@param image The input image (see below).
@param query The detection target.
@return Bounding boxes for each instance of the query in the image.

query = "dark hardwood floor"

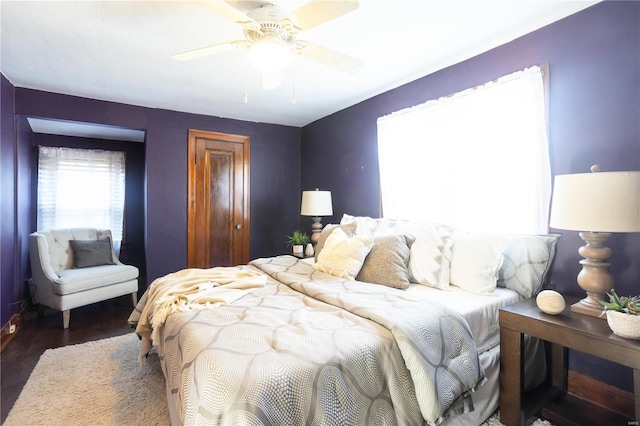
[0,296,136,423]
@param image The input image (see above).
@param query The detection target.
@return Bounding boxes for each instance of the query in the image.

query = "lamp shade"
[550,170,640,233]
[301,190,333,216]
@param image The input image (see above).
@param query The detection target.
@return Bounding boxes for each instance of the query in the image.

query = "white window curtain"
[37,146,126,246]
[377,65,551,234]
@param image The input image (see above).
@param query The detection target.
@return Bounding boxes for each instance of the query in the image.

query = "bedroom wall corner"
[1,74,18,328]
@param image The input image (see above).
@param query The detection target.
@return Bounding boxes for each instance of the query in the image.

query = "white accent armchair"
[29,228,139,329]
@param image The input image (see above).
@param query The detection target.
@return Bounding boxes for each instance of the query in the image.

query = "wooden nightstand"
[499,297,640,426]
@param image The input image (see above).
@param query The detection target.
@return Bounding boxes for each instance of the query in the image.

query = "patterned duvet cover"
[131,256,485,425]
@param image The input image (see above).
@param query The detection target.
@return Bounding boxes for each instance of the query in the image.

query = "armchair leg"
[131,292,138,306]
[62,310,70,329]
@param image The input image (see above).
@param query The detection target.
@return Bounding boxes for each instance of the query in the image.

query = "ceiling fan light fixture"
[248,35,292,71]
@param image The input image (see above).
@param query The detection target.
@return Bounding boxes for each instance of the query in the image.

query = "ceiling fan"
[173,0,363,89]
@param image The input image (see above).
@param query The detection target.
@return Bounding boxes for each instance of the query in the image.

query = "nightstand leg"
[550,342,567,392]
[500,327,524,426]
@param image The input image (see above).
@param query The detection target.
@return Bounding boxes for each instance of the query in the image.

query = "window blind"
[37,146,126,242]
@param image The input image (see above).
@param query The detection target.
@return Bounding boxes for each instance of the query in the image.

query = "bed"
[129,215,559,426]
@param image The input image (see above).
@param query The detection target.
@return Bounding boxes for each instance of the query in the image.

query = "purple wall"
[6,89,301,297]
[1,75,17,326]
[302,1,640,391]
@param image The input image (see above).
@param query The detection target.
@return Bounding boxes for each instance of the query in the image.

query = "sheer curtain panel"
[377,66,551,234]
[37,146,126,245]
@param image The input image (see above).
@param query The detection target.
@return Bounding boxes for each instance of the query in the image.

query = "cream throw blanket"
[131,267,266,363]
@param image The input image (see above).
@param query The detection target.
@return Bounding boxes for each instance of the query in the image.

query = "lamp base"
[572,232,614,319]
[310,216,323,245]
[571,295,606,317]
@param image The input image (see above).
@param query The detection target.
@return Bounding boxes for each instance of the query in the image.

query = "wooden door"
[187,130,250,268]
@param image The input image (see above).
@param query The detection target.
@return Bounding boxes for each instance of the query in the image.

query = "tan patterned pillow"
[315,222,357,261]
[356,234,415,289]
[314,227,374,280]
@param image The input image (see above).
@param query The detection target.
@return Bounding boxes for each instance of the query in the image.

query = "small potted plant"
[599,290,640,339]
[286,231,310,254]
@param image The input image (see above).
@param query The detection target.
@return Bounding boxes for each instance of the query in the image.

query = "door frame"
[187,129,250,267]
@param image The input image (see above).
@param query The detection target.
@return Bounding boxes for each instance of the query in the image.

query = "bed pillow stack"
[339,214,456,290]
[448,232,560,297]
[320,214,560,298]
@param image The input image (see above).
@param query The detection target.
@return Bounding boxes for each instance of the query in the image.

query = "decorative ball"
[536,290,565,315]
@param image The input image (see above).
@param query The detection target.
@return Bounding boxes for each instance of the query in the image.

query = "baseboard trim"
[0,311,24,352]
[567,369,635,420]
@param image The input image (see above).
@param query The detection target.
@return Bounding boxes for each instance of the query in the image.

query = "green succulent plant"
[599,289,640,316]
[286,231,310,247]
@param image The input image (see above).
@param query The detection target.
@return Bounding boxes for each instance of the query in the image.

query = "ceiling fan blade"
[200,0,262,32]
[281,0,359,34]
[298,41,363,75]
[172,41,247,61]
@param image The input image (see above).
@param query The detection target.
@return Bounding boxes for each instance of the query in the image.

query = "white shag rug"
[5,333,553,425]
[4,333,169,426]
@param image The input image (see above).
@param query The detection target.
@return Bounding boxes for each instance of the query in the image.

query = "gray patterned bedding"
[130,256,486,426]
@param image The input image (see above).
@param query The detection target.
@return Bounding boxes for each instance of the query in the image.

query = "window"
[37,146,126,245]
[377,65,551,234]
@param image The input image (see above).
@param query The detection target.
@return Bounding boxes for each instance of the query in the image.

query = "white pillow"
[450,233,506,295]
[314,227,374,280]
[394,221,456,290]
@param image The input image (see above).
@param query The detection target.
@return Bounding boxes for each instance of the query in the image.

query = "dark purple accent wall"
[16,116,32,311]
[1,75,17,327]
[10,89,301,289]
[302,1,640,392]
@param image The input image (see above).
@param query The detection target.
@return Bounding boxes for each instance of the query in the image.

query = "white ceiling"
[2,0,598,128]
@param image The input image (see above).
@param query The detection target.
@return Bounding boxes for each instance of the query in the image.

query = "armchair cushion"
[55,264,139,295]
[69,236,115,268]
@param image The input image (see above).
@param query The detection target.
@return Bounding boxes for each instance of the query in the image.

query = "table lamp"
[301,189,333,245]
[549,165,640,317]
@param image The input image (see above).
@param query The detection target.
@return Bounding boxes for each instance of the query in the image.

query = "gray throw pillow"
[356,234,415,289]
[69,236,115,268]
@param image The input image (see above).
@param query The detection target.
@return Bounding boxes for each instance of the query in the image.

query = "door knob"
[235,224,242,230]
